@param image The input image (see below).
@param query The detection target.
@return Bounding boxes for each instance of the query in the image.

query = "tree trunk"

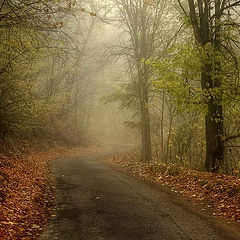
[205,109,224,172]
[201,61,224,172]
[139,69,152,162]
[139,4,152,162]
[140,100,152,162]
[161,91,165,162]
[186,0,224,172]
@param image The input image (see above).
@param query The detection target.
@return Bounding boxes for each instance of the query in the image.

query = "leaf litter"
[0,144,107,240]
[102,151,240,223]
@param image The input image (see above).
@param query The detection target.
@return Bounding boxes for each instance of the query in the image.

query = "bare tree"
[112,0,178,162]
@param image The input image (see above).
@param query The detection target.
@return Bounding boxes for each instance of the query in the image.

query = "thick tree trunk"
[204,102,224,172]
[201,62,224,172]
[186,0,224,172]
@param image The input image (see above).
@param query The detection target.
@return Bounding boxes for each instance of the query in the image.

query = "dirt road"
[40,152,239,240]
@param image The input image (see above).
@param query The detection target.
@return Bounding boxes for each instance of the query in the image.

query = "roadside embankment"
[102,151,240,223]
[0,138,105,240]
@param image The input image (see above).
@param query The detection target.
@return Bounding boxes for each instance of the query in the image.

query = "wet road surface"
[40,153,240,240]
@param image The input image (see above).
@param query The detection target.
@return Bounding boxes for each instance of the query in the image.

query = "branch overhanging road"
[40,147,240,240]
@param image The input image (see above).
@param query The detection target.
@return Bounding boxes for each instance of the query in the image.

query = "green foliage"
[102,82,140,112]
[149,42,203,112]
[0,0,76,140]
[149,42,239,114]
[101,82,141,130]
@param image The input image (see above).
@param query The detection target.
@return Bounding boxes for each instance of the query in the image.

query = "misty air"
[0,1,240,239]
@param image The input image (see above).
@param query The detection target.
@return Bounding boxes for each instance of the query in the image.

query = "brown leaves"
[80,7,96,17]
[0,142,107,239]
[0,152,57,239]
[103,151,240,223]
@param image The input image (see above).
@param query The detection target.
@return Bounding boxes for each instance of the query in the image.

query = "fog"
[52,0,179,149]
[2,0,239,171]
[61,5,140,145]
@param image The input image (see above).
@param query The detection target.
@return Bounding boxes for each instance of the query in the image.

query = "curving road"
[40,152,240,240]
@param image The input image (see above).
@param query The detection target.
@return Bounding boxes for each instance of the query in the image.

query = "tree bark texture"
[186,0,224,171]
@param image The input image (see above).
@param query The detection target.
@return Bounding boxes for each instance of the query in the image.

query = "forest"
[0,0,240,239]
